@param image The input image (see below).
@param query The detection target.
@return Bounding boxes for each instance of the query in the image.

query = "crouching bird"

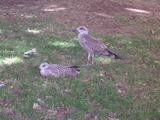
[37,63,80,77]
[72,26,123,65]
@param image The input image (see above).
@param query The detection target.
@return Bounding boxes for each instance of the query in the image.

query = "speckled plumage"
[72,26,123,65]
[38,63,80,77]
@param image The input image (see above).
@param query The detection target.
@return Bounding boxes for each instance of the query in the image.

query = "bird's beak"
[36,67,40,71]
[72,29,77,32]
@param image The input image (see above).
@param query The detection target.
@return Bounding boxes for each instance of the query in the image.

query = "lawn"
[0,0,160,120]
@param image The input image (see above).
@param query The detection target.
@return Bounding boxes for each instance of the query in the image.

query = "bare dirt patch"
[0,0,160,35]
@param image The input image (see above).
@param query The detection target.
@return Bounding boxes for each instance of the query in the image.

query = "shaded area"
[0,0,160,120]
[0,0,37,6]
[0,0,160,35]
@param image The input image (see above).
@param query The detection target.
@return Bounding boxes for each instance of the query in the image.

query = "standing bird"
[72,26,123,65]
[38,63,80,77]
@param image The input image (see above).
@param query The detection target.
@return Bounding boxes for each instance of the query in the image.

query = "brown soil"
[0,0,160,35]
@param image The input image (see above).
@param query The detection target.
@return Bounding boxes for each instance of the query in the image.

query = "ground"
[0,0,160,120]
[1,0,160,34]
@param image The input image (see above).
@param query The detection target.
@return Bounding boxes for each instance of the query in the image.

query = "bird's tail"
[69,66,80,69]
[107,50,123,60]
[68,66,81,75]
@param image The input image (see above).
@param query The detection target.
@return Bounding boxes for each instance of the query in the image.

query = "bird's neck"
[79,32,88,35]
[78,32,88,40]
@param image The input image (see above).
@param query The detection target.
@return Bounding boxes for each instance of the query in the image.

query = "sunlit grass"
[95,56,112,64]
[118,38,131,44]
[0,1,159,120]
[24,14,37,18]
[43,4,66,12]
[0,56,23,65]
[43,7,66,12]
[124,8,151,14]
[48,41,76,47]
[0,29,2,33]
[27,29,42,34]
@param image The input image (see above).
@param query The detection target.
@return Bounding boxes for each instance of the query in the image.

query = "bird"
[72,26,123,65]
[38,62,80,77]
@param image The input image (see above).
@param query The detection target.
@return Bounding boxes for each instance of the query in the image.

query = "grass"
[0,1,160,120]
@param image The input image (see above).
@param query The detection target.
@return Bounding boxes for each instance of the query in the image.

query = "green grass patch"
[0,2,160,120]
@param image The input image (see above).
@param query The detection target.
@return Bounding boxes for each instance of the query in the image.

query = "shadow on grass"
[0,4,160,119]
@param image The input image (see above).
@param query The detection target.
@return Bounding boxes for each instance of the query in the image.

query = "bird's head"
[72,26,88,34]
[39,62,49,70]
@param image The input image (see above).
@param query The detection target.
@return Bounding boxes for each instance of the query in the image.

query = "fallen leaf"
[0,100,9,106]
[116,85,128,94]
[150,30,156,35]
[33,103,40,109]
[124,72,129,76]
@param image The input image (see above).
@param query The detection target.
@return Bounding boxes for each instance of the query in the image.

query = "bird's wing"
[79,34,109,54]
[49,64,68,71]
[49,64,64,68]
[48,64,64,76]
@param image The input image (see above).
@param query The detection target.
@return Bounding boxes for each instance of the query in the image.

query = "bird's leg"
[81,53,92,66]
[92,54,94,65]
[87,53,91,65]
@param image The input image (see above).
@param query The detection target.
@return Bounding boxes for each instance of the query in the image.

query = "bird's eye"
[42,65,46,67]
[80,28,84,30]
